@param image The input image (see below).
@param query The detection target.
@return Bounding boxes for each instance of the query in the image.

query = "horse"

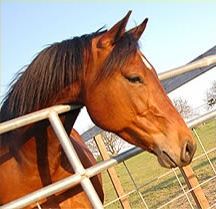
[1,11,196,208]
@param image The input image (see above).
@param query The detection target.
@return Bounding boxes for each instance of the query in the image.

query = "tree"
[86,131,127,159]
[204,80,216,110]
[101,132,125,156]
[172,97,195,119]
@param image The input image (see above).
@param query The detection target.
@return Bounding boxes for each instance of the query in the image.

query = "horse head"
[83,11,196,168]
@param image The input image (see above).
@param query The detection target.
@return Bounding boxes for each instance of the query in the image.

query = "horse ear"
[128,18,148,40]
[97,11,132,48]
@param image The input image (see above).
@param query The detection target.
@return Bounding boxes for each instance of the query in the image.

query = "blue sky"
[1,1,216,132]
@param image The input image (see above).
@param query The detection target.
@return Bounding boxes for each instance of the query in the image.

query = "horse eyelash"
[126,75,143,84]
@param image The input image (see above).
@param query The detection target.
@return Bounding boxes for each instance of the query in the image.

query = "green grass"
[101,119,216,209]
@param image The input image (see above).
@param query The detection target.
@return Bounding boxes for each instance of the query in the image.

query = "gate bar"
[48,111,103,209]
[187,109,216,128]
[0,105,81,134]
[158,55,216,81]
[48,111,86,174]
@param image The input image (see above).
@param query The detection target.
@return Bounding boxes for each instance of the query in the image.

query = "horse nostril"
[181,140,195,163]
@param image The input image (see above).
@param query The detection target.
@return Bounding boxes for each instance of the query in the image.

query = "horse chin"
[157,154,178,169]
[152,145,177,168]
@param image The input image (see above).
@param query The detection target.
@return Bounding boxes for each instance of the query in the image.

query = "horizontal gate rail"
[1,110,215,209]
[158,55,216,81]
[0,105,81,134]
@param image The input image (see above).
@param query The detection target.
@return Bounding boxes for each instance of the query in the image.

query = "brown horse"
[1,11,196,208]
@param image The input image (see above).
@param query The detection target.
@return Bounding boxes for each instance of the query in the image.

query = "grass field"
[101,119,216,209]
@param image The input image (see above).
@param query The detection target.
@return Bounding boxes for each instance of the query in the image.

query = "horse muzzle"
[155,139,196,168]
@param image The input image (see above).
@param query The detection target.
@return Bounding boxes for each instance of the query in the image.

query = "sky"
[1,1,216,133]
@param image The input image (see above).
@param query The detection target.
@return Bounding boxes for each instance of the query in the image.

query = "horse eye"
[126,75,143,84]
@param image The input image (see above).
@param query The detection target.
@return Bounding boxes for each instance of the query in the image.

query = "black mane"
[1,30,138,122]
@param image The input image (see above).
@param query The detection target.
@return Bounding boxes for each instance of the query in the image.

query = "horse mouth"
[158,151,178,168]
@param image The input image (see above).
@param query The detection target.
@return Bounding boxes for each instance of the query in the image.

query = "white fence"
[0,55,216,209]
